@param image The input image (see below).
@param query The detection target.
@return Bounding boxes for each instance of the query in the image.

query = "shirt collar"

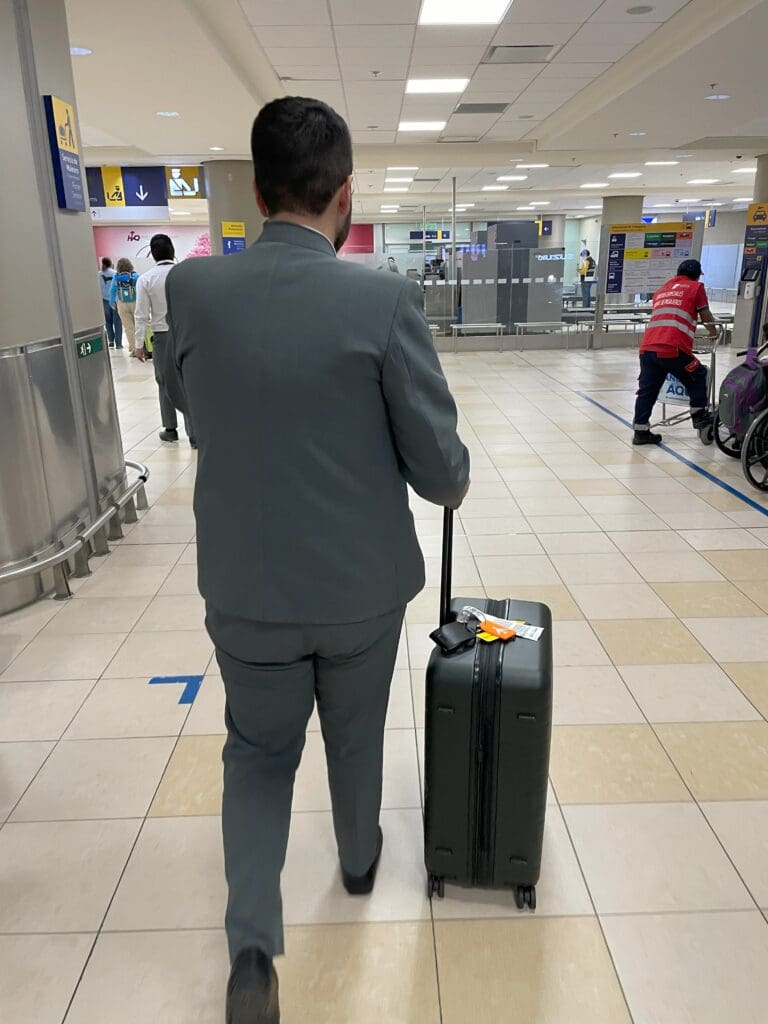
[260,219,337,257]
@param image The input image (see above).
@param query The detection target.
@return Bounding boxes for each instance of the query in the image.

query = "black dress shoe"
[341,827,383,895]
[159,428,179,442]
[226,947,279,1024]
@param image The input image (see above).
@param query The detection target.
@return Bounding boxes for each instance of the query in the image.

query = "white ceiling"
[67,0,768,220]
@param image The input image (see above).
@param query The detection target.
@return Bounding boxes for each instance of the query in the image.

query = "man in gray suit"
[166,96,469,1023]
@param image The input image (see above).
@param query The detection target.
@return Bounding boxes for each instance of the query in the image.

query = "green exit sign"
[76,336,103,358]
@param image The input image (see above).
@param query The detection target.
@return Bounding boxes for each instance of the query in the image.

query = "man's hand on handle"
[135,347,147,363]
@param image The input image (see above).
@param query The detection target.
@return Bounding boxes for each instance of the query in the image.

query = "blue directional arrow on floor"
[149,675,204,704]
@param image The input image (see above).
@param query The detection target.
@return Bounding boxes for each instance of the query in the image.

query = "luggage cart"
[653,325,723,445]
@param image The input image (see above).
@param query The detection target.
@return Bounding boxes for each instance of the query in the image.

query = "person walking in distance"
[98,257,122,349]
[633,259,719,445]
[109,258,139,356]
[134,234,195,446]
[164,97,470,1023]
[578,249,596,308]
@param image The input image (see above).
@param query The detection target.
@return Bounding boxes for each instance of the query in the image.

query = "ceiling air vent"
[483,45,557,64]
[438,136,480,144]
[454,102,509,115]
[415,177,442,183]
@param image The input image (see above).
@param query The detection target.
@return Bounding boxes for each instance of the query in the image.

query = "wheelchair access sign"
[661,374,690,406]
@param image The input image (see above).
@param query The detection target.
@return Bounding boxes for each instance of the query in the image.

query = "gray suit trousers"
[206,604,406,961]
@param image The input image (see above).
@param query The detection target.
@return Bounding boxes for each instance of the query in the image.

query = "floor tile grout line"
[59,705,194,1024]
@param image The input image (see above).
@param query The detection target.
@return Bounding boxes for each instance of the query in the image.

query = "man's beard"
[334,207,353,252]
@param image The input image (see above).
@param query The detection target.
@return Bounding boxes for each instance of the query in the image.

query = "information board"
[221,220,246,255]
[606,222,695,294]
[43,96,86,211]
[741,203,768,277]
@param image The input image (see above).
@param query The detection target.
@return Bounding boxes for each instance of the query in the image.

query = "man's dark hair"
[678,258,702,280]
[251,97,353,217]
[150,233,175,261]
[101,257,112,269]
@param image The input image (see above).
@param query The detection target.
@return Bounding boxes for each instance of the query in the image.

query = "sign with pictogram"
[43,96,86,211]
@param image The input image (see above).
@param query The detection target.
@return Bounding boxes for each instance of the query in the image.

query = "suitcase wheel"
[516,885,536,911]
[428,874,445,899]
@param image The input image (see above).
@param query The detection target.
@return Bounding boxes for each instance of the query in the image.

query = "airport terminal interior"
[2,0,768,1021]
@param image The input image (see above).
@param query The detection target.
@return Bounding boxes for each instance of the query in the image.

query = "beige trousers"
[116,301,137,354]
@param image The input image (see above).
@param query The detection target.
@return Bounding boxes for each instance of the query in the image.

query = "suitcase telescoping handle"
[440,507,453,627]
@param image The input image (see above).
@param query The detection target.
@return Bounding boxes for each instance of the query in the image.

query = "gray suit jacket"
[165,220,469,624]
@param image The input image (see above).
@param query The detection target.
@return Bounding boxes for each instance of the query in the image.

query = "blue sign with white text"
[43,96,86,212]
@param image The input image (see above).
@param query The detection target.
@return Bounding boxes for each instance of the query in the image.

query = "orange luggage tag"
[479,620,517,641]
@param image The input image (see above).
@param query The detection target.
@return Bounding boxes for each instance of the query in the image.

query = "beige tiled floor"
[2,346,768,1022]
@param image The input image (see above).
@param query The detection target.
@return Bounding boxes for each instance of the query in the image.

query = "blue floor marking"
[577,390,768,518]
[149,675,204,704]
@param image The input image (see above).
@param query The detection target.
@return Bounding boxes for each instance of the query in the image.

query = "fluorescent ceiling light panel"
[733,167,757,174]
[581,182,608,188]
[609,172,642,179]
[482,185,509,191]
[530,201,550,206]
[388,166,418,171]
[497,175,528,182]
[406,78,469,94]
[398,121,446,131]
[677,198,701,203]
[645,161,678,166]
[208,146,224,152]
[418,0,511,25]
[70,46,92,56]
[705,93,730,100]
[688,178,719,184]
[584,205,603,209]
[517,206,535,210]
[516,163,549,169]
[156,110,180,117]
[385,177,414,183]
[628,131,647,136]
[734,197,753,202]
[383,187,409,192]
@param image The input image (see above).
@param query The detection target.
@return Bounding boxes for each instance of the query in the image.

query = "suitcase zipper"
[472,599,507,887]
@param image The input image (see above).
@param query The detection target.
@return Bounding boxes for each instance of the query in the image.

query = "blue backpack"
[115,272,137,303]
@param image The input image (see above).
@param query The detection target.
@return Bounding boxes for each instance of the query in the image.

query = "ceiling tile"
[342,65,410,82]
[565,21,660,47]
[251,25,335,47]
[410,45,488,65]
[589,0,688,21]
[351,130,397,144]
[275,66,340,81]
[460,85,528,104]
[400,96,460,118]
[500,0,601,23]
[555,41,638,61]
[493,22,582,45]
[330,0,421,24]
[414,25,497,47]
[285,81,347,111]
[541,61,612,78]
[334,24,416,48]
[338,46,411,68]
[239,0,330,26]
[473,64,548,83]
[264,47,337,66]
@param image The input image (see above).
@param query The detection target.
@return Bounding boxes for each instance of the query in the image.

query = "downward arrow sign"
[136,185,149,201]
[149,674,204,704]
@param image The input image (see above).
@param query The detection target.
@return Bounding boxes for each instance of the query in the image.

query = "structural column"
[204,160,265,256]
[599,195,645,306]
[753,153,768,205]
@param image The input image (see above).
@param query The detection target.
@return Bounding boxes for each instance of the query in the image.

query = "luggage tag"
[430,620,478,655]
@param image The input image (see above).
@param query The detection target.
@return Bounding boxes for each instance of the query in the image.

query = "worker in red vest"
[633,259,719,445]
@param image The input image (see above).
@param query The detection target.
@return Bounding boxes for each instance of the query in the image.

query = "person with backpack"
[109,258,139,356]
[578,249,596,308]
[632,259,719,445]
[98,257,122,349]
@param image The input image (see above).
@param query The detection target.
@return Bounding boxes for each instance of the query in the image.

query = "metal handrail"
[0,460,149,587]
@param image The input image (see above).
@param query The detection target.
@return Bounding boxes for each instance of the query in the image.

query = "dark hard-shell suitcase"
[424,508,553,907]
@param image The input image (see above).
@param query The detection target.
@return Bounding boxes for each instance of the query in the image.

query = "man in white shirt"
[135,234,195,447]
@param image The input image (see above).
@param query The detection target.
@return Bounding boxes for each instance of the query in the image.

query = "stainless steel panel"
[0,349,56,570]
[75,328,126,503]
[27,339,89,536]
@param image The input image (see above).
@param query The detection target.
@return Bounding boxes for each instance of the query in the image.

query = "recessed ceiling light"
[627,5,655,13]
[734,197,753,202]
[530,201,550,206]
[609,172,642,179]
[483,185,509,191]
[170,209,191,216]
[418,0,512,26]
[70,46,92,56]
[652,203,672,208]
[383,187,409,192]
[406,78,469,94]
[706,93,730,101]
[581,182,608,188]
[516,163,549,169]
[677,198,702,203]
[398,121,446,132]
[156,110,180,117]
[733,167,757,174]
[645,160,679,166]
[517,206,535,211]
[208,146,224,152]
[688,178,720,184]
[628,131,647,137]
[385,177,414,183]
[707,202,725,207]
[388,166,418,171]
[584,205,603,209]
[497,175,528,181]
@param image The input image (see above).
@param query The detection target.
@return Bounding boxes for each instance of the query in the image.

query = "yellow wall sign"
[611,222,694,233]
[747,203,768,226]
[101,166,126,206]
[624,248,652,260]
[167,166,205,199]
[49,96,79,154]
[221,221,246,238]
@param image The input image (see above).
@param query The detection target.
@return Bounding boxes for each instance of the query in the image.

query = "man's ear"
[339,175,353,213]
[253,182,270,218]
